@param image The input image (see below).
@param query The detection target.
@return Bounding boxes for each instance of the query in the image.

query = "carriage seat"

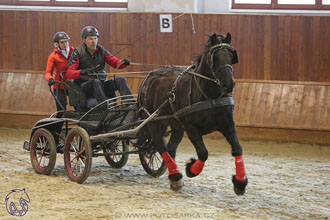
[66,80,98,111]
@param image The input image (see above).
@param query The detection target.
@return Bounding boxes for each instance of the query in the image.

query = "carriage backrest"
[66,80,97,111]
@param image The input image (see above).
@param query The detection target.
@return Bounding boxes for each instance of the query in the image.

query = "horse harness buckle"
[168,92,176,103]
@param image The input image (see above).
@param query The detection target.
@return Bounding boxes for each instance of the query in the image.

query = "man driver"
[66,26,132,105]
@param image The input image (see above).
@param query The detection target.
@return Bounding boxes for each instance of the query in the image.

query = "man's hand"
[122,58,130,66]
[80,68,93,76]
[48,78,55,86]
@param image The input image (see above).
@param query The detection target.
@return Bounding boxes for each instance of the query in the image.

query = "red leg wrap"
[191,159,205,175]
[162,152,180,175]
[235,155,246,181]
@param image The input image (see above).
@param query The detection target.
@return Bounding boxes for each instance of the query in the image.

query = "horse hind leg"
[147,122,183,191]
[221,127,248,195]
[167,124,184,159]
[185,127,208,178]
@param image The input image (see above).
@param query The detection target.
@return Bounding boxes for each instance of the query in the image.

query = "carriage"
[24,33,248,195]
[23,76,167,184]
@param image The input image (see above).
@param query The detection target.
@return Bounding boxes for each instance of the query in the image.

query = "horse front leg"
[221,125,248,195]
[185,126,208,178]
[147,122,183,191]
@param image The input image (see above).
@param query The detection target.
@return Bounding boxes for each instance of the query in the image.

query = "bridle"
[207,43,234,86]
[188,43,233,87]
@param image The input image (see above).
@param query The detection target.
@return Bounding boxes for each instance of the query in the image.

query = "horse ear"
[225,32,232,44]
[232,50,239,64]
[210,33,218,45]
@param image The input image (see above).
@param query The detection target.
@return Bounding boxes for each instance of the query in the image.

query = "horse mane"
[195,33,226,68]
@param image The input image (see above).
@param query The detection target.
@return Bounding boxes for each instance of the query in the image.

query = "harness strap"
[154,96,234,121]
[193,74,211,100]
[167,64,196,127]
[174,96,234,119]
[188,70,220,85]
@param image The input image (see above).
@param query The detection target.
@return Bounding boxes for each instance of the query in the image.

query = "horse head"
[196,33,239,94]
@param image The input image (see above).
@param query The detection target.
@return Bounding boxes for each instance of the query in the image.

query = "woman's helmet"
[53,32,70,43]
[81,26,99,39]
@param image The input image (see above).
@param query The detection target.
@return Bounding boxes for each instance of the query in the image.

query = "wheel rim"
[31,135,51,171]
[141,144,164,172]
[65,132,87,179]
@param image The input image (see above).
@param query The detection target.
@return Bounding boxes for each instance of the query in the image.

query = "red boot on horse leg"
[186,158,205,177]
[161,152,183,191]
[232,155,248,195]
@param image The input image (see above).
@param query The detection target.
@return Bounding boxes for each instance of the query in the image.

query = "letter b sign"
[160,14,172,33]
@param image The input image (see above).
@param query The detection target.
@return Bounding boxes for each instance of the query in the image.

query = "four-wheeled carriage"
[24,33,247,194]
[24,77,167,183]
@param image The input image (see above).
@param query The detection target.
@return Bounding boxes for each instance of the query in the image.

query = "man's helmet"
[81,26,99,39]
[53,32,70,43]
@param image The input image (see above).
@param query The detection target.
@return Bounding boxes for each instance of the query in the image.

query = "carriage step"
[23,140,30,151]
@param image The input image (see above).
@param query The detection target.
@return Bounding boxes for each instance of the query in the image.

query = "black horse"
[137,33,248,195]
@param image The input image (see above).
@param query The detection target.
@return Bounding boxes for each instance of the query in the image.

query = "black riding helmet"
[81,26,99,39]
[53,32,70,43]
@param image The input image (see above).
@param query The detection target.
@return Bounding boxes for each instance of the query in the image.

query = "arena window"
[232,0,330,10]
[0,0,128,8]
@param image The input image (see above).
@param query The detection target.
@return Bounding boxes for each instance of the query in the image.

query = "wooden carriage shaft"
[89,108,160,141]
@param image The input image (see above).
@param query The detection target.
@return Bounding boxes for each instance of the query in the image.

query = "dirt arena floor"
[0,127,329,220]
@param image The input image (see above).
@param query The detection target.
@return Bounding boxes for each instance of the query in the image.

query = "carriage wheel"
[30,128,57,175]
[64,127,92,184]
[139,140,167,177]
[103,140,129,168]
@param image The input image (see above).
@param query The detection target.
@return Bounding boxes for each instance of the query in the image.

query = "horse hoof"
[169,173,183,191]
[170,179,184,191]
[185,158,197,178]
[232,175,248,196]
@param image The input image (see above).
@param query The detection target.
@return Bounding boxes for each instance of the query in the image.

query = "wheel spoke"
[78,157,85,167]
[154,154,162,168]
[153,155,159,169]
[71,142,77,153]
[77,136,81,151]
[148,154,154,170]
[38,154,43,164]
[72,136,78,152]
[70,154,79,163]
[79,148,86,155]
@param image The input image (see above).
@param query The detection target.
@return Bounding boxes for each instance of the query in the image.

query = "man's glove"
[80,68,93,76]
[122,58,130,66]
[48,78,55,86]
